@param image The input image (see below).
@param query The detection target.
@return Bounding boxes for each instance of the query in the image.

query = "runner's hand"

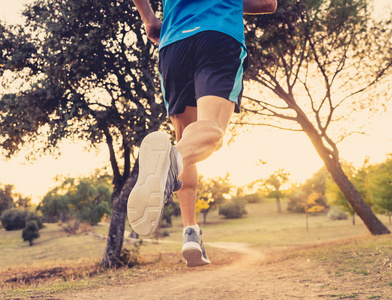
[145,18,162,46]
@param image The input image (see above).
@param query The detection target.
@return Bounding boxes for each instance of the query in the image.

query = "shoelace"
[184,228,200,243]
[183,228,207,259]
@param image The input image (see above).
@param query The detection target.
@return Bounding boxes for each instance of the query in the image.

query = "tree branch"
[232,121,302,132]
[242,106,297,122]
[336,58,392,108]
[242,94,289,110]
[103,126,122,186]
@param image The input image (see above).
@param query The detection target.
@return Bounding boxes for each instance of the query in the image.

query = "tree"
[0,184,15,215]
[39,174,112,225]
[70,176,112,225]
[305,191,326,230]
[196,176,214,224]
[22,220,40,246]
[0,184,31,214]
[287,167,329,213]
[264,168,290,213]
[14,195,32,209]
[0,0,167,266]
[160,197,181,228]
[242,0,392,234]
[301,167,329,200]
[38,188,71,223]
[196,174,232,224]
[369,155,392,224]
[26,211,44,229]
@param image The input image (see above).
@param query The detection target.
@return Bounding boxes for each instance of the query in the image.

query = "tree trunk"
[326,160,389,234]
[276,196,282,213]
[351,213,355,226]
[203,211,207,225]
[295,111,390,235]
[305,211,309,230]
[101,162,139,268]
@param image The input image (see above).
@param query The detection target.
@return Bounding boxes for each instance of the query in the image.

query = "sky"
[1,0,392,203]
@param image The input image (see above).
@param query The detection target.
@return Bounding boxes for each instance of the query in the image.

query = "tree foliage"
[38,174,112,225]
[368,155,392,223]
[264,168,290,213]
[160,197,181,228]
[26,211,44,229]
[287,167,328,213]
[0,207,43,231]
[22,220,40,246]
[0,184,15,215]
[196,174,233,224]
[0,208,27,230]
[0,184,32,215]
[242,0,392,234]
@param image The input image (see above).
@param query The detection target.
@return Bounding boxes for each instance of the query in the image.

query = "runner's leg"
[171,96,234,227]
[175,95,235,169]
[170,106,198,228]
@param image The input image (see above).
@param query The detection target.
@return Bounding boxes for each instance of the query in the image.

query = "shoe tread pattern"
[127,132,171,236]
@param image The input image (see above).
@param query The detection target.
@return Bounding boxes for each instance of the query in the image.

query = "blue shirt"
[159,0,245,50]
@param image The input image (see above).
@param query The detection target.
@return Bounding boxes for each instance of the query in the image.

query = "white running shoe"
[127,131,183,236]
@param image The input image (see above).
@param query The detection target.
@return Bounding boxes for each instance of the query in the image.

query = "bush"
[287,196,306,213]
[219,199,247,219]
[119,240,143,268]
[243,193,263,204]
[161,229,170,237]
[61,219,91,234]
[80,202,111,226]
[327,206,348,220]
[26,212,44,229]
[22,220,40,246]
[0,208,28,230]
[1,209,44,231]
[160,198,181,228]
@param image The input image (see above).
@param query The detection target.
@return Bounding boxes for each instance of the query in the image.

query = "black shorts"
[159,31,248,117]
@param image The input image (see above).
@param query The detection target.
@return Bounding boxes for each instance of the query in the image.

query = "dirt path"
[58,241,390,300]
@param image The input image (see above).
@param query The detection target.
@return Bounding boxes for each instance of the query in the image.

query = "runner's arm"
[243,0,277,14]
[132,0,162,45]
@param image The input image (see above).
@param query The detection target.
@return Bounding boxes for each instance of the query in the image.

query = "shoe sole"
[127,132,171,236]
[182,242,211,267]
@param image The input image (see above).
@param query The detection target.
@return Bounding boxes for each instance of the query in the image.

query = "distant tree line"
[0,172,112,226]
[287,154,392,225]
[0,184,43,246]
[0,184,32,216]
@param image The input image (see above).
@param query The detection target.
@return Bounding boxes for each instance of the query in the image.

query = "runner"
[128,0,277,267]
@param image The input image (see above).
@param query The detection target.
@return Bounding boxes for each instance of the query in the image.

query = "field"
[1,199,392,299]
